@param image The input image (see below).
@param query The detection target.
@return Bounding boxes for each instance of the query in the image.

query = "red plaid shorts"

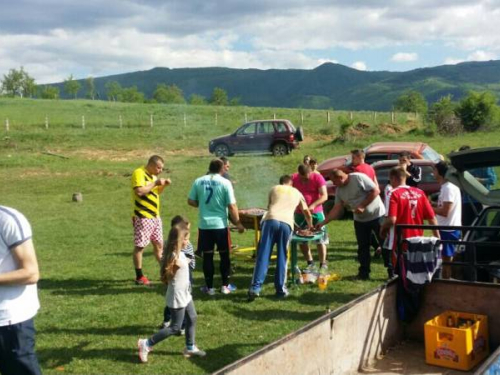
[133,217,163,248]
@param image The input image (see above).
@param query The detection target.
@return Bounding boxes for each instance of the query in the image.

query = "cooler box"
[424,310,489,371]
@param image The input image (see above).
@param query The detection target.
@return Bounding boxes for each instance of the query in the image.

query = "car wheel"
[214,144,230,157]
[272,143,289,156]
[295,126,304,142]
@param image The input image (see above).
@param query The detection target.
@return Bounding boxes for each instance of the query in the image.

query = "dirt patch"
[45,148,208,162]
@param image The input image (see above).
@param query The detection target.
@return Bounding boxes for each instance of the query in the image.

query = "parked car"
[317,142,442,179]
[446,147,500,282]
[324,159,440,208]
[208,119,303,157]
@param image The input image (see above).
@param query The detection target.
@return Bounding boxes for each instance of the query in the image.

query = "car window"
[389,154,399,160]
[237,123,256,135]
[376,167,390,186]
[257,122,274,134]
[366,153,388,164]
[275,122,288,133]
[422,146,441,162]
[421,166,437,183]
[470,207,500,242]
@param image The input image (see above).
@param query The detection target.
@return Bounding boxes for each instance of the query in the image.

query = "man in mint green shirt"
[188,159,244,295]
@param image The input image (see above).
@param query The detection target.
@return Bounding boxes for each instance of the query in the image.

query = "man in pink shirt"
[292,164,329,270]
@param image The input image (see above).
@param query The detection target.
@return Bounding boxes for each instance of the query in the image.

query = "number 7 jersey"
[188,173,236,229]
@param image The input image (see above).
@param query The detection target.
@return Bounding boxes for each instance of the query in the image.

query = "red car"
[318,142,442,180]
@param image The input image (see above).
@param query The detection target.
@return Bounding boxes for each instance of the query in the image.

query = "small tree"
[455,91,499,132]
[64,74,81,99]
[210,87,228,106]
[120,86,145,103]
[189,94,207,105]
[394,90,428,114]
[105,81,122,101]
[153,84,185,104]
[1,67,36,97]
[429,95,462,134]
[229,97,241,106]
[39,85,60,99]
[86,76,96,100]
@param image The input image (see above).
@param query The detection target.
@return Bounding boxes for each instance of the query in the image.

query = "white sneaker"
[137,339,151,363]
[200,286,215,296]
[220,285,234,294]
[183,345,207,358]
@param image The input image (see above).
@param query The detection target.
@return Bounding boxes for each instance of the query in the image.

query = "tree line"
[394,90,500,133]
[0,67,240,106]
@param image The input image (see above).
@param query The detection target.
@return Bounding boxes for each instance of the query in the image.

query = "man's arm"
[309,186,328,212]
[433,201,452,217]
[380,216,396,239]
[0,239,39,285]
[355,186,380,214]
[187,199,199,208]
[316,202,344,228]
[298,198,313,229]
[428,217,440,238]
[228,203,245,233]
[135,178,170,196]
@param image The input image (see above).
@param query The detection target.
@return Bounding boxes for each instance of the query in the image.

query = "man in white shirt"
[0,206,41,375]
[432,161,462,279]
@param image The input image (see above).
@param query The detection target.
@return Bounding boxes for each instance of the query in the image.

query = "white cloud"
[391,52,418,62]
[351,61,367,71]
[443,49,497,65]
[2,1,500,82]
[467,50,497,61]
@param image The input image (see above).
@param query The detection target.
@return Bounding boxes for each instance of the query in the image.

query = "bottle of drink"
[447,315,454,328]
[318,269,328,290]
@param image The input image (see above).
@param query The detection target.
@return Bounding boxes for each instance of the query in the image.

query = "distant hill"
[50,60,500,111]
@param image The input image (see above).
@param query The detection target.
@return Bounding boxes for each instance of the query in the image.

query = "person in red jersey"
[380,167,439,278]
[350,149,378,185]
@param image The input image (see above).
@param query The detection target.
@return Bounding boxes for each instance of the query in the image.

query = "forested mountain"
[51,60,500,110]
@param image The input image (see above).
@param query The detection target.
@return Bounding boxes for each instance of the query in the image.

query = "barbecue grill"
[237,208,267,253]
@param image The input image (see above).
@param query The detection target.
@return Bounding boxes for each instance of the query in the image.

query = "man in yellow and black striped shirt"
[131,155,171,285]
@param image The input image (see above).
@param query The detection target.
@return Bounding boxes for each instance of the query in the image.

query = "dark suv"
[208,119,303,157]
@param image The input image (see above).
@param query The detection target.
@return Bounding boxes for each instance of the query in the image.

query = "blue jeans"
[250,220,292,294]
[0,318,42,375]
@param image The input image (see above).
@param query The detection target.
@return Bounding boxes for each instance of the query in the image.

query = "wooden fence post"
[184,113,187,127]
[273,113,276,120]
[349,111,353,120]
[327,111,330,123]
[244,112,248,123]
[81,115,85,129]
[45,115,49,130]
[301,111,304,124]
[150,114,154,128]
[5,118,9,131]
[391,112,395,124]
[119,115,123,129]
[215,112,218,126]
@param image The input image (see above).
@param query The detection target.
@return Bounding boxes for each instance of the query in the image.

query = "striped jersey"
[131,166,160,218]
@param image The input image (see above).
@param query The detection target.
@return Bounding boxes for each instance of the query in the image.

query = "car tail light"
[289,134,295,141]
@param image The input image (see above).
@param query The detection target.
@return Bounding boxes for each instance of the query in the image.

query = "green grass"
[1,98,500,374]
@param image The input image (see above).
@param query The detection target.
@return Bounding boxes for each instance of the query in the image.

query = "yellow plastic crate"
[425,310,489,371]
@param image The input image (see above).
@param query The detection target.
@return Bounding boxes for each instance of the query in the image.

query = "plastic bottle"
[318,269,328,290]
[447,315,454,328]
[294,266,304,284]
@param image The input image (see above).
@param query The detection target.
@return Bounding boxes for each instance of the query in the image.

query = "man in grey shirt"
[317,170,385,280]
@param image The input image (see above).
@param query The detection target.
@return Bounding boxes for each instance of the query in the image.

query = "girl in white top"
[138,224,206,363]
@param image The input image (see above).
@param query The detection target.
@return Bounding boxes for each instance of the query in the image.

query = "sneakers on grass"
[183,345,206,358]
[137,339,151,363]
[135,275,151,286]
[200,286,216,296]
[221,284,237,294]
[247,290,260,301]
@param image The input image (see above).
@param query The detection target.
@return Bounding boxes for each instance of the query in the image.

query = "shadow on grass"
[37,341,179,369]
[38,324,153,336]
[38,278,163,296]
[227,304,322,322]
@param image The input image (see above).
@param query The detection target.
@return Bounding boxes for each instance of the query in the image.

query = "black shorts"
[197,228,231,253]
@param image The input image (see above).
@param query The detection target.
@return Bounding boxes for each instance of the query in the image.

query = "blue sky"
[0,0,499,83]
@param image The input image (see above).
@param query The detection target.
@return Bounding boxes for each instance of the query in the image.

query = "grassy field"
[1,98,499,374]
